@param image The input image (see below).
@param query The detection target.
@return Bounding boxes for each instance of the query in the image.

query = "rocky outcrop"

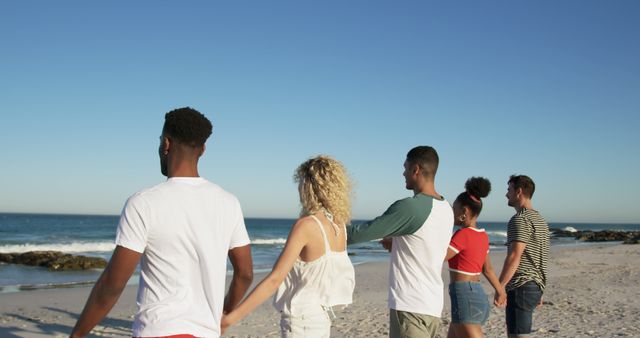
[0,251,107,270]
[623,234,640,245]
[550,228,640,244]
[549,228,578,237]
[578,231,628,242]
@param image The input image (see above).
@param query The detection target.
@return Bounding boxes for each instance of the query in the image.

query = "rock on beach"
[0,251,107,270]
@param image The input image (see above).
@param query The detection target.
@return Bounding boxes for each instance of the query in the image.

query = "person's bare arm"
[223,244,253,313]
[444,246,458,261]
[498,241,526,287]
[483,255,506,307]
[221,218,311,333]
[70,246,141,338]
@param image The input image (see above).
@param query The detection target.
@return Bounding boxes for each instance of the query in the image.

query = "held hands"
[379,237,392,252]
[220,313,232,335]
[494,289,507,308]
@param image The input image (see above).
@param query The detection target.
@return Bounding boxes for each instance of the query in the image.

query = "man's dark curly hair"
[162,107,212,147]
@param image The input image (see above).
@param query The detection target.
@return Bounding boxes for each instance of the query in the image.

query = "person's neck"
[168,171,199,178]
[167,162,200,178]
[413,181,440,199]
[514,199,533,213]
[463,220,478,229]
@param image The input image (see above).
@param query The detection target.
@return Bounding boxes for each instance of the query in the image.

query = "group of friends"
[69,107,550,338]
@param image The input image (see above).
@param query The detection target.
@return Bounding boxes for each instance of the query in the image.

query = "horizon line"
[0,211,638,226]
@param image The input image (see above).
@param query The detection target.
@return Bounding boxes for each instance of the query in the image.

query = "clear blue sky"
[1,1,639,224]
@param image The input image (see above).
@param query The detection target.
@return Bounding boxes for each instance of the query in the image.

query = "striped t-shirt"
[506,208,549,292]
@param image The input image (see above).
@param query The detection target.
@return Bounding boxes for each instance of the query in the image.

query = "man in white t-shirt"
[71,107,253,338]
[347,146,454,338]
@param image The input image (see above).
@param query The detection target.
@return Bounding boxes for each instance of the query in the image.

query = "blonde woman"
[221,155,355,337]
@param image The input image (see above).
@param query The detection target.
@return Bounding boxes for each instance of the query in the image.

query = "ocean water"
[1,213,638,293]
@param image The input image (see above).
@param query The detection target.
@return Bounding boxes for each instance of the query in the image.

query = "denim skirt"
[449,281,490,325]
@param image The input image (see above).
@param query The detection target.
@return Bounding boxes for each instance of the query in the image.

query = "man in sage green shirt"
[347,146,454,338]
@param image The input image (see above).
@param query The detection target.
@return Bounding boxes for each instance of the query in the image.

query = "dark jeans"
[506,281,543,335]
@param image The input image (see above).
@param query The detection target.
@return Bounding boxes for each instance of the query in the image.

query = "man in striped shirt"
[499,175,549,337]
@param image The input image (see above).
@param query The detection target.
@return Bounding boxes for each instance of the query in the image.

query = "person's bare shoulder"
[283,216,318,248]
[291,215,317,234]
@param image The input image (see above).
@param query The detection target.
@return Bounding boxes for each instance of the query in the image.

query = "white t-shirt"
[388,197,454,317]
[115,177,250,337]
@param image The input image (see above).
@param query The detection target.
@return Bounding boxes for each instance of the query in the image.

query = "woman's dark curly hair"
[455,177,491,217]
[162,107,212,147]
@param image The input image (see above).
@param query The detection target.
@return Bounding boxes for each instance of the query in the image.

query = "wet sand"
[1,244,639,337]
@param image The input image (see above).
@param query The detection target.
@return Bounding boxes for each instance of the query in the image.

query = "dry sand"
[1,243,639,337]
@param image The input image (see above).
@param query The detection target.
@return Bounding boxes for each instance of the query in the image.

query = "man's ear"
[413,164,422,176]
[516,187,524,199]
[199,144,206,157]
[162,136,171,155]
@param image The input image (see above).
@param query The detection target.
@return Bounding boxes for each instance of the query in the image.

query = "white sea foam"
[487,231,508,238]
[0,241,115,254]
[251,238,287,245]
[563,226,579,233]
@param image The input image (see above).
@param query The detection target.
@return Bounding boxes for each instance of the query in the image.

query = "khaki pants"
[389,309,440,338]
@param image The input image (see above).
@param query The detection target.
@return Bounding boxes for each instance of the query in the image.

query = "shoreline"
[0,240,622,295]
[2,213,637,292]
[1,243,639,337]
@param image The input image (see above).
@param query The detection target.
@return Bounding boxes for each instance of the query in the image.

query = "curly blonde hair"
[294,155,352,225]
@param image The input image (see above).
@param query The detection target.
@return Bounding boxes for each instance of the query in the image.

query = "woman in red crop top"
[444,177,506,338]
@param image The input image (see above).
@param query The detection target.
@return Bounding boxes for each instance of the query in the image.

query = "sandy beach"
[1,243,639,338]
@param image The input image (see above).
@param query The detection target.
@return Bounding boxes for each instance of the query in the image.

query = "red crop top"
[447,227,489,276]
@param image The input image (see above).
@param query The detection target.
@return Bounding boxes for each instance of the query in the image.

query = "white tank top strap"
[343,223,348,245]
[310,215,331,253]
